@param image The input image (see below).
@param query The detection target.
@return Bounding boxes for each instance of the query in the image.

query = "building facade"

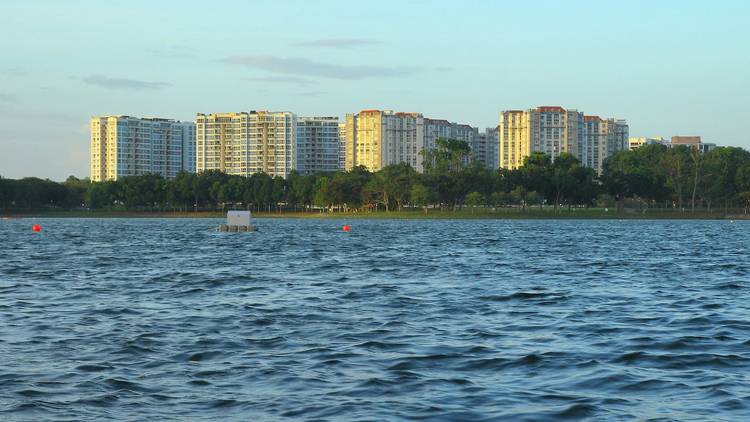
[583,117,629,174]
[472,127,499,169]
[628,136,669,150]
[498,110,531,169]
[671,136,716,153]
[532,106,585,162]
[338,122,347,171]
[343,110,488,173]
[90,115,195,182]
[423,118,479,169]
[295,116,341,174]
[195,111,296,178]
[499,106,626,173]
[344,110,425,172]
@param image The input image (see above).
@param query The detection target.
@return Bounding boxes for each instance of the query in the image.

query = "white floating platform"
[217,224,256,232]
[217,211,257,232]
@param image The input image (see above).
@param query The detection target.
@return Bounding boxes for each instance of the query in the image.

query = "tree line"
[2,139,750,213]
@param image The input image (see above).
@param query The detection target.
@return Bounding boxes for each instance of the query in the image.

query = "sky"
[1,0,749,181]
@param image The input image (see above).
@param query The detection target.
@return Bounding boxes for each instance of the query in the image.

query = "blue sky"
[1,0,748,180]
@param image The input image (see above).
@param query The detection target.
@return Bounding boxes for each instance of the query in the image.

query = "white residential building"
[296,116,342,174]
[90,115,195,181]
[195,111,296,178]
[472,127,499,169]
[423,118,479,168]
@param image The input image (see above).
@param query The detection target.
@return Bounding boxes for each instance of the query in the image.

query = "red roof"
[537,106,566,113]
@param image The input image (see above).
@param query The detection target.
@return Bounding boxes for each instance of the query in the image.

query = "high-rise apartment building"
[423,119,477,151]
[531,106,585,161]
[343,110,488,173]
[90,115,195,182]
[499,106,626,173]
[423,118,479,169]
[296,116,342,174]
[195,111,296,178]
[498,110,531,169]
[338,122,347,171]
[583,117,629,174]
[344,110,424,172]
[472,127,499,169]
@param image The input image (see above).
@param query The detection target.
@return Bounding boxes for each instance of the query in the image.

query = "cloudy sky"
[1,0,749,180]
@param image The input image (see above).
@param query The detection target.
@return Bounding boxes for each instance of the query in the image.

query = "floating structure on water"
[217,211,256,232]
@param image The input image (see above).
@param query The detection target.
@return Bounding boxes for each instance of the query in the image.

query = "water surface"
[1,218,749,420]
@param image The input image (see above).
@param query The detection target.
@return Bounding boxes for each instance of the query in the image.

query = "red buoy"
[32,224,42,232]
[342,224,350,232]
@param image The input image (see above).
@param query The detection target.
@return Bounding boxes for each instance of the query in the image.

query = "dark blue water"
[1,218,749,421]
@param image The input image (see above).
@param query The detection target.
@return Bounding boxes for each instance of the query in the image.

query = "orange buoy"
[32,224,42,232]
[342,224,350,232]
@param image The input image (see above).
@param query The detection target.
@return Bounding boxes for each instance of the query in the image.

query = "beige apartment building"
[90,115,195,181]
[344,110,487,172]
[338,122,347,171]
[498,110,531,169]
[344,110,425,172]
[499,106,626,173]
[583,116,629,174]
[195,111,296,178]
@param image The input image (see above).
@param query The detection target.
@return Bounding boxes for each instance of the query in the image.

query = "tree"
[63,176,88,208]
[519,153,552,202]
[662,146,691,209]
[167,171,195,210]
[601,145,670,210]
[410,184,433,215]
[0,176,8,208]
[689,147,703,212]
[272,176,286,212]
[86,181,118,209]
[366,163,415,211]
[489,191,510,208]
[465,191,483,213]
[548,152,580,210]
[286,171,315,211]
[119,174,165,209]
[313,176,330,209]
[422,138,472,174]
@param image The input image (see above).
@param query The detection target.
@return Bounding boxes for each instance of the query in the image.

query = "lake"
[1,218,749,420]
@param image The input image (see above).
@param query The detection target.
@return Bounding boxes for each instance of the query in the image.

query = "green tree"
[313,176,330,209]
[410,183,431,214]
[662,146,691,209]
[464,191,483,213]
[422,138,472,174]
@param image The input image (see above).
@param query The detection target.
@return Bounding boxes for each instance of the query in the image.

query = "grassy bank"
[3,208,748,220]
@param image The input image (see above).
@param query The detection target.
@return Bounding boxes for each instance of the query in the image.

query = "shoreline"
[2,209,748,220]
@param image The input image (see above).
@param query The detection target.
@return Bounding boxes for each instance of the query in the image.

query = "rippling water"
[1,218,749,421]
